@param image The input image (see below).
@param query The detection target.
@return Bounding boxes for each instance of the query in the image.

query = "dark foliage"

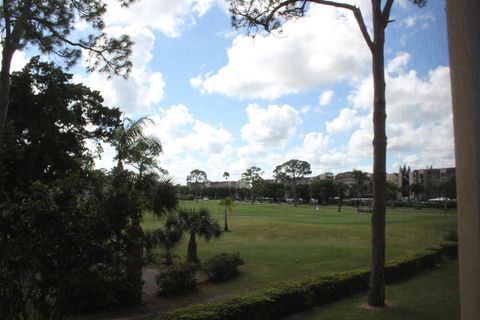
[203,253,244,282]
[155,263,197,297]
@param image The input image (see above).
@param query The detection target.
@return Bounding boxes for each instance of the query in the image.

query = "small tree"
[219,197,235,231]
[144,213,183,265]
[187,169,208,200]
[335,181,348,212]
[178,207,222,263]
[273,159,312,207]
[241,166,264,204]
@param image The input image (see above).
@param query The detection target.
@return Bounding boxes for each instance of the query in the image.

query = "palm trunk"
[186,232,198,263]
[368,18,387,307]
[224,204,229,231]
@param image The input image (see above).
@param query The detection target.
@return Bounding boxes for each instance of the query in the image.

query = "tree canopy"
[0,0,137,131]
[273,159,311,206]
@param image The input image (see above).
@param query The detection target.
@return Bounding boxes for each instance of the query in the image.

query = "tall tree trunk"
[0,47,15,132]
[186,232,198,263]
[368,15,387,307]
[224,204,229,231]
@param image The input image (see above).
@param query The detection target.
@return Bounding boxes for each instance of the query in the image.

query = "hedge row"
[157,243,457,320]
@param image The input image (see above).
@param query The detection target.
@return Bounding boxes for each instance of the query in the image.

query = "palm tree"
[144,213,183,265]
[112,116,162,171]
[218,197,234,232]
[178,207,222,263]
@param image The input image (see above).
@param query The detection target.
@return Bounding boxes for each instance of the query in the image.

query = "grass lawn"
[300,260,459,320]
[141,201,457,310]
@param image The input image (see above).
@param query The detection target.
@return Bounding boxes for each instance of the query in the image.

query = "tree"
[259,181,285,202]
[112,117,161,171]
[352,170,369,210]
[335,181,348,212]
[187,169,208,200]
[126,140,163,178]
[144,213,183,265]
[310,179,335,205]
[399,165,411,198]
[178,207,222,263]
[219,196,235,231]
[241,166,264,204]
[0,0,136,132]
[273,159,312,207]
[0,57,121,193]
[229,0,427,306]
[386,181,400,208]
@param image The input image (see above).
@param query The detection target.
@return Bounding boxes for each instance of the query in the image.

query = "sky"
[12,0,454,184]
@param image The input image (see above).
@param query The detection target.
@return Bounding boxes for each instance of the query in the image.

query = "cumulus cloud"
[343,55,454,170]
[241,104,302,148]
[75,27,165,112]
[191,5,370,99]
[319,90,335,106]
[142,104,234,180]
[104,0,214,37]
[326,108,361,134]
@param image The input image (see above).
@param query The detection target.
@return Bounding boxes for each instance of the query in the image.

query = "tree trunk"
[337,197,342,212]
[368,24,387,307]
[186,232,198,263]
[0,46,15,132]
[293,180,298,207]
[224,204,229,231]
[125,219,144,305]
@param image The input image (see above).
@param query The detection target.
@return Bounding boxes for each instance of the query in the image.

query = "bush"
[156,263,197,296]
[157,244,457,320]
[444,230,458,242]
[203,253,244,282]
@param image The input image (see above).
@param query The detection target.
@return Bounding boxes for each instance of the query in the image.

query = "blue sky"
[11,0,453,184]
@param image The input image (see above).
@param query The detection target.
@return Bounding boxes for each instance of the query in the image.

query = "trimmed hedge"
[157,243,457,320]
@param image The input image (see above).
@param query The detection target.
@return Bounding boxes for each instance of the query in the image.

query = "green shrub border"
[157,242,457,320]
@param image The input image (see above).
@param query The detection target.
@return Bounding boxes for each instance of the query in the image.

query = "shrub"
[444,230,458,242]
[157,244,457,320]
[203,253,244,282]
[156,263,197,296]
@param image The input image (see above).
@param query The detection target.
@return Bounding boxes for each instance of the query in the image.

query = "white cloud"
[75,27,165,113]
[241,104,302,148]
[326,108,360,134]
[191,5,370,99]
[387,52,410,74]
[11,50,29,72]
[142,104,235,180]
[104,0,214,37]
[319,90,335,106]
[345,54,454,170]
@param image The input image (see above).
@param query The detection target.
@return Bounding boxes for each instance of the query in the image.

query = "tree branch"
[259,0,374,52]
[380,0,395,28]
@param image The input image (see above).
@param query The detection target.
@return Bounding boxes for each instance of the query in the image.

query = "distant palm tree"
[219,197,234,232]
[178,207,222,263]
[112,116,161,171]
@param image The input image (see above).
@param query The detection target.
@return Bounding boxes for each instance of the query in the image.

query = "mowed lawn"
[142,201,457,302]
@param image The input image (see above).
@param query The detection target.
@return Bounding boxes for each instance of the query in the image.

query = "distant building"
[409,167,456,200]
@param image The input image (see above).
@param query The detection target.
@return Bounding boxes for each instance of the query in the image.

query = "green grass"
[302,260,459,320]
[142,201,457,308]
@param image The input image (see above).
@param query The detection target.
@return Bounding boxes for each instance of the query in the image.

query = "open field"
[301,260,459,320]
[141,201,457,309]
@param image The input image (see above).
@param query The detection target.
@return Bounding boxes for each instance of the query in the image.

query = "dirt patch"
[358,300,396,310]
